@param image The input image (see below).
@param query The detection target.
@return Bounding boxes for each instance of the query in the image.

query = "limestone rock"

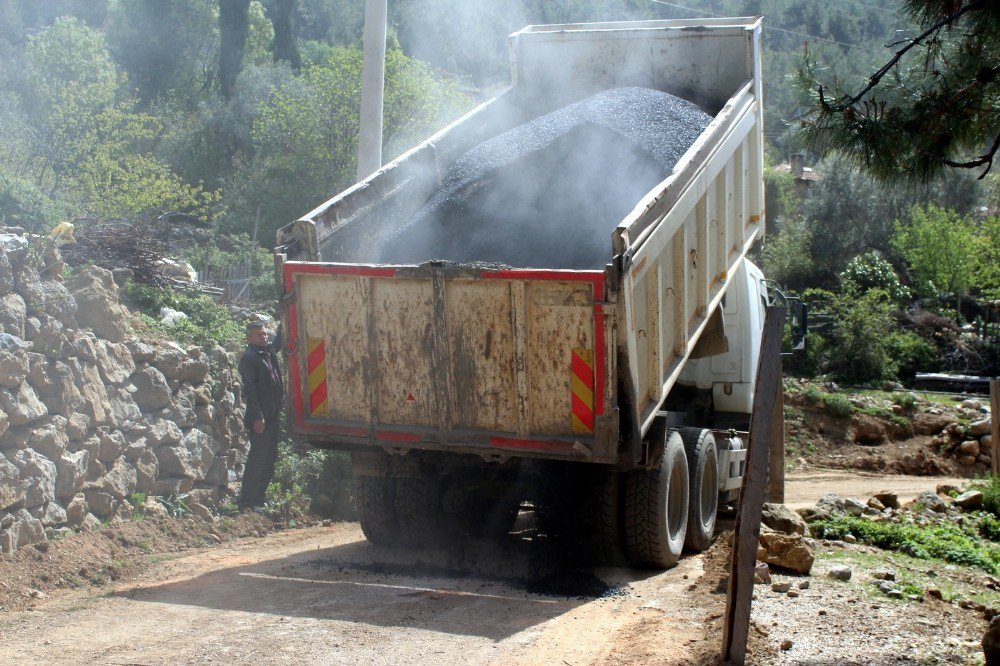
[131,366,172,412]
[134,449,158,494]
[153,476,194,496]
[55,450,89,502]
[844,497,866,517]
[108,387,142,426]
[146,418,183,447]
[827,565,852,581]
[915,491,950,512]
[0,244,11,296]
[30,500,67,527]
[96,427,127,464]
[25,352,52,389]
[972,418,993,438]
[65,413,89,441]
[9,449,56,509]
[0,293,26,338]
[954,490,984,510]
[155,428,214,479]
[126,340,155,363]
[83,488,117,519]
[0,383,48,426]
[142,496,168,518]
[754,561,771,584]
[64,266,129,342]
[65,493,87,525]
[21,277,77,327]
[0,349,28,389]
[761,503,809,536]
[94,340,135,385]
[959,440,981,457]
[757,527,815,575]
[0,410,7,440]
[867,497,886,511]
[189,501,213,522]
[153,346,210,383]
[74,362,110,425]
[0,455,24,510]
[94,457,137,500]
[28,416,68,460]
[36,360,84,417]
[959,455,978,466]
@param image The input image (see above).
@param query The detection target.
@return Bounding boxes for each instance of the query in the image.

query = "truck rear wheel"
[357,476,400,546]
[394,473,445,547]
[624,430,689,568]
[679,428,718,552]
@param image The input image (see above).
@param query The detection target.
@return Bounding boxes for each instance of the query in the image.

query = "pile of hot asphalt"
[380,87,712,269]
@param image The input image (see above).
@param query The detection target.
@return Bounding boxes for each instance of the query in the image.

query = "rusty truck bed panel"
[284,262,615,461]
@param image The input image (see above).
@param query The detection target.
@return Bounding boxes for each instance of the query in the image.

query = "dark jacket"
[239,333,284,427]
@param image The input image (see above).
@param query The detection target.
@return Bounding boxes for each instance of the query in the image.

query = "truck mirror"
[787,299,808,352]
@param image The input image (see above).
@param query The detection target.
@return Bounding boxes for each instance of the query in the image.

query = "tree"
[264,0,301,70]
[219,0,252,99]
[796,1,1000,183]
[893,205,978,318]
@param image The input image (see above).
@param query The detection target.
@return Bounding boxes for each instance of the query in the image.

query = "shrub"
[829,289,895,383]
[812,515,1000,575]
[973,475,1000,519]
[121,281,243,348]
[885,330,937,380]
[822,393,854,418]
[264,441,356,523]
[839,251,910,303]
[893,392,917,410]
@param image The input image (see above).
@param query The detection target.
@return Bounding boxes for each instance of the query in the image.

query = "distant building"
[774,153,820,199]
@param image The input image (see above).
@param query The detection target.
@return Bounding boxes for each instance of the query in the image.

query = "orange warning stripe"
[306,337,327,416]
[571,348,595,434]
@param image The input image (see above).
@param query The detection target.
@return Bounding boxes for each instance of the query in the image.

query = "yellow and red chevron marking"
[571,348,595,434]
[306,337,327,417]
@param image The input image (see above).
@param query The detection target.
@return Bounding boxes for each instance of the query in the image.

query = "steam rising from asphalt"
[380,87,711,269]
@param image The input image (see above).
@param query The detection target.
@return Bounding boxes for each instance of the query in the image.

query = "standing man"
[238,320,284,509]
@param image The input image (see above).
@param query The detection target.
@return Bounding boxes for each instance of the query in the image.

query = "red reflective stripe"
[489,437,577,452]
[307,339,325,370]
[309,383,327,413]
[375,431,421,442]
[571,392,595,431]
[571,351,595,390]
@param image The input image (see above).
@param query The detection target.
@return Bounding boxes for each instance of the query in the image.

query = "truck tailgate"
[283,263,617,461]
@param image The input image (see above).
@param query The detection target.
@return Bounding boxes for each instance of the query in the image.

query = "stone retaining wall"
[0,229,247,553]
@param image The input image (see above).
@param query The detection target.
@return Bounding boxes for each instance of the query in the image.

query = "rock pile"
[0,228,247,554]
[931,399,994,468]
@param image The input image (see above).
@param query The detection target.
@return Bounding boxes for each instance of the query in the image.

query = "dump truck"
[276,17,787,568]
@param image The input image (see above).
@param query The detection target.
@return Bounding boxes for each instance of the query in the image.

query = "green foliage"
[759,216,815,291]
[812,515,1000,575]
[973,476,1000,519]
[222,46,471,241]
[884,330,937,380]
[157,493,191,519]
[181,235,275,304]
[829,289,895,383]
[264,440,324,524]
[893,205,978,306]
[892,392,917,411]
[795,0,1000,184]
[127,492,147,519]
[839,251,910,303]
[822,393,854,418]
[122,281,243,348]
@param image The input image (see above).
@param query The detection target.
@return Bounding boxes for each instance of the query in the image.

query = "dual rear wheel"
[622,427,719,567]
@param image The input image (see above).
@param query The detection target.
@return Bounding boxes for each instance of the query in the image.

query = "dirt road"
[784,470,965,509]
[0,522,722,665]
[0,472,957,665]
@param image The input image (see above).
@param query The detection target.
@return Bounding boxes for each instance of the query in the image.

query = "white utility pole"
[357,0,387,182]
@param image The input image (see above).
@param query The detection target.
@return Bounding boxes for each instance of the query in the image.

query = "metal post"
[357,0,387,182]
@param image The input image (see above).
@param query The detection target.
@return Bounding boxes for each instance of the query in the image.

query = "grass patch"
[812,515,1000,575]
[820,548,1000,608]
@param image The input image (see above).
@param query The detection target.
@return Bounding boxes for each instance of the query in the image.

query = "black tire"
[590,469,625,565]
[394,472,444,547]
[679,428,719,552]
[357,475,399,546]
[624,430,689,568]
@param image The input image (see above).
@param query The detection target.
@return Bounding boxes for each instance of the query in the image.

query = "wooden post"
[722,306,786,665]
[765,372,785,503]
[991,379,999,477]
